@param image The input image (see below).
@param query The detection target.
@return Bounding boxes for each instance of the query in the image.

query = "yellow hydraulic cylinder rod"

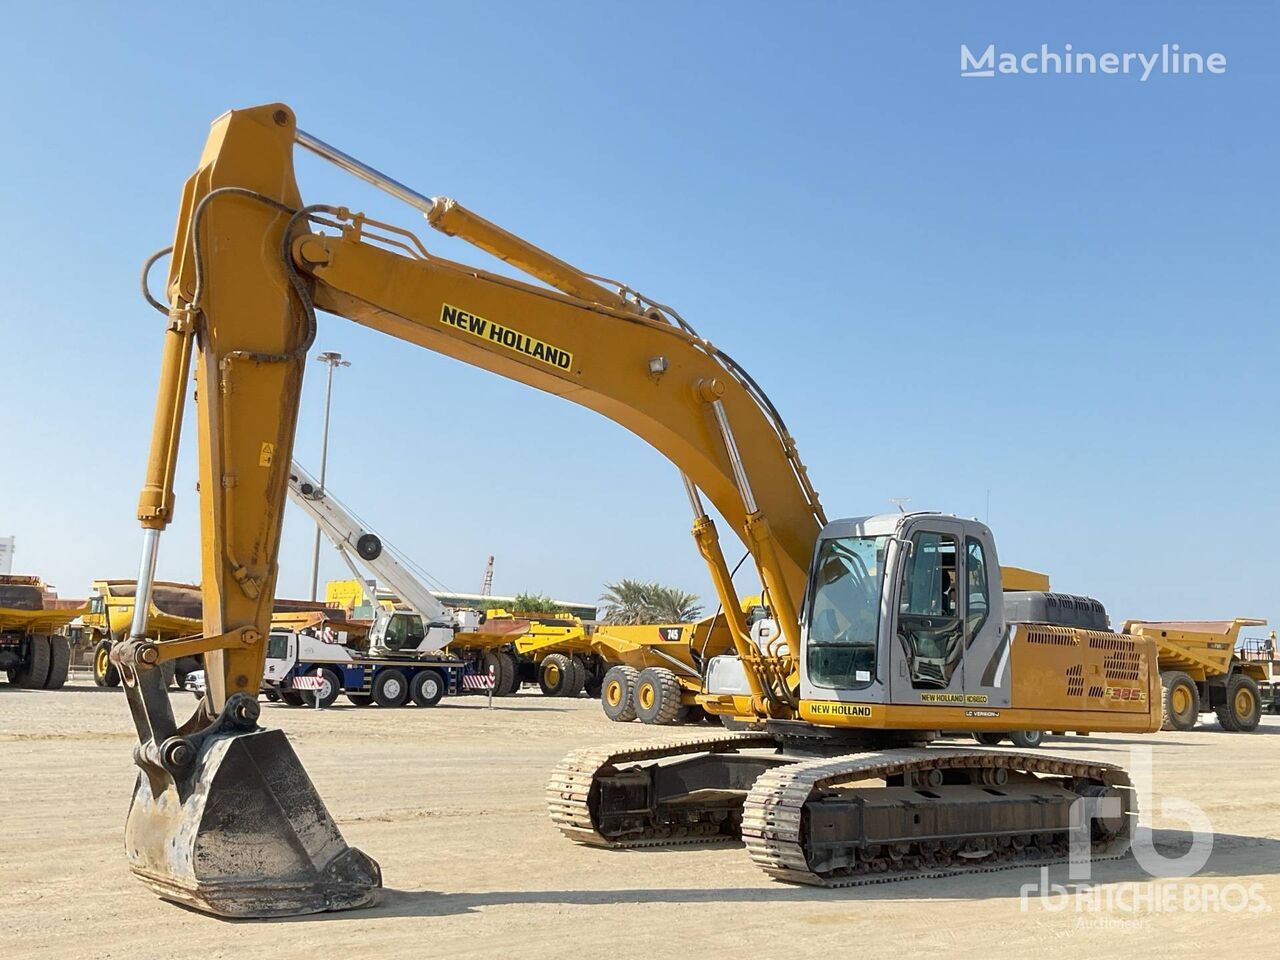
[682,476,766,705]
[426,198,633,312]
[136,310,195,529]
[744,512,802,661]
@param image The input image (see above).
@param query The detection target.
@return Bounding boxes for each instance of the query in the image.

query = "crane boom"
[285,460,460,650]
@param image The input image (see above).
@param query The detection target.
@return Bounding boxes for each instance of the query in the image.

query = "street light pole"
[310,351,351,600]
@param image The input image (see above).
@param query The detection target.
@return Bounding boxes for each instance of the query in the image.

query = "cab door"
[960,527,1009,706]
[887,518,967,704]
[262,630,295,683]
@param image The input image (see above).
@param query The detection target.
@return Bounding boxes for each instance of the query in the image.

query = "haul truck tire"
[347,693,373,707]
[1216,674,1262,732]
[373,669,410,708]
[93,639,120,687]
[973,732,1005,746]
[500,651,521,694]
[539,654,575,697]
[280,690,305,707]
[634,667,683,725]
[482,650,517,696]
[13,634,52,689]
[601,665,639,721]
[566,656,587,697]
[411,669,445,707]
[1160,670,1201,731]
[43,636,70,689]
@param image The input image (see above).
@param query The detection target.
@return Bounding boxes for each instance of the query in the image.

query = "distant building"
[0,536,13,575]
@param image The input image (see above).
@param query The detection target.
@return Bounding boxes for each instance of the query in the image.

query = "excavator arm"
[115,103,824,917]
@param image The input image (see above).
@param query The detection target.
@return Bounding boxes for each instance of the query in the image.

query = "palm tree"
[646,584,702,623]
[599,580,702,624]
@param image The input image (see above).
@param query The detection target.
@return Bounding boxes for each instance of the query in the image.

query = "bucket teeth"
[124,728,381,918]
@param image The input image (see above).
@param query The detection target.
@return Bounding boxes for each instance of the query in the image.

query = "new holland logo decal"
[440,303,573,371]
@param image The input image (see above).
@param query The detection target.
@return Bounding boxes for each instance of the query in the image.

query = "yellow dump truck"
[85,580,204,687]
[1123,618,1269,731]
[591,599,763,724]
[0,575,81,689]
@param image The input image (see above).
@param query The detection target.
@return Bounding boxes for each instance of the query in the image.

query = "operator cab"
[797,512,1008,708]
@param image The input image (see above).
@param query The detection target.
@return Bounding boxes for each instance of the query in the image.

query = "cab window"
[806,534,889,690]
[965,537,990,642]
[897,532,963,688]
[384,614,425,651]
[266,631,290,661]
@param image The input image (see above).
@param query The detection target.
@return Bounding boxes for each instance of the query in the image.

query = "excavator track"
[742,748,1134,887]
[548,733,778,848]
[549,738,1134,889]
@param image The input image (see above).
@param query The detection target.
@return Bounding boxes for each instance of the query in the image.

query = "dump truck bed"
[1124,618,1267,680]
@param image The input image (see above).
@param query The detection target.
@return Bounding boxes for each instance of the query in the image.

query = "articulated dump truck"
[0,575,80,689]
[86,580,204,688]
[1124,618,1270,731]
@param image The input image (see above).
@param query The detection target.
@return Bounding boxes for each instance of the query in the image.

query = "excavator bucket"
[123,727,381,918]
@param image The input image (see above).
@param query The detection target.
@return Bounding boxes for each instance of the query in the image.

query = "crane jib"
[439,303,574,371]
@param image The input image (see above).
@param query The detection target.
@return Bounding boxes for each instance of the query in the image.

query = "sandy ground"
[2,675,1278,959]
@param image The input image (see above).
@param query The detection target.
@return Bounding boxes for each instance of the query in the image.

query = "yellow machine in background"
[591,598,758,723]
[1124,617,1269,731]
[0,575,79,689]
[86,579,203,687]
[325,578,606,696]
[113,103,1164,917]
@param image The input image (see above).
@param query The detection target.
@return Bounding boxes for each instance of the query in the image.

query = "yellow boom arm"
[114,102,830,917]
[122,102,825,717]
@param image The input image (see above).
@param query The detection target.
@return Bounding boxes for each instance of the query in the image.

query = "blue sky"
[0,2,1275,628]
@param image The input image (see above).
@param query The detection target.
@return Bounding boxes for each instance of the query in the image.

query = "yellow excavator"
[114,103,1161,918]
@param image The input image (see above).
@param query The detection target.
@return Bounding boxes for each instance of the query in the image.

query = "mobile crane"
[289,460,604,695]
[113,103,1159,918]
[286,459,480,652]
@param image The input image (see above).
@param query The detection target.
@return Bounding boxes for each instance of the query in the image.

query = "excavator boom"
[116,103,827,916]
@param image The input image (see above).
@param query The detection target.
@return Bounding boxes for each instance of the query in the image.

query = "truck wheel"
[304,669,342,708]
[93,639,120,687]
[501,651,522,694]
[43,636,70,689]
[481,651,514,696]
[13,635,51,689]
[539,654,574,697]
[411,670,446,707]
[634,667,683,725]
[280,690,305,706]
[1008,730,1045,749]
[565,656,587,697]
[347,693,374,707]
[973,732,1005,746]
[373,669,410,707]
[1215,674,1262,732]
[601,665,639,721]
[1160,670,1200,731]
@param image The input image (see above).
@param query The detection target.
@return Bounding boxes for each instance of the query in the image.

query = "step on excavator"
[115,103,1161,918]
